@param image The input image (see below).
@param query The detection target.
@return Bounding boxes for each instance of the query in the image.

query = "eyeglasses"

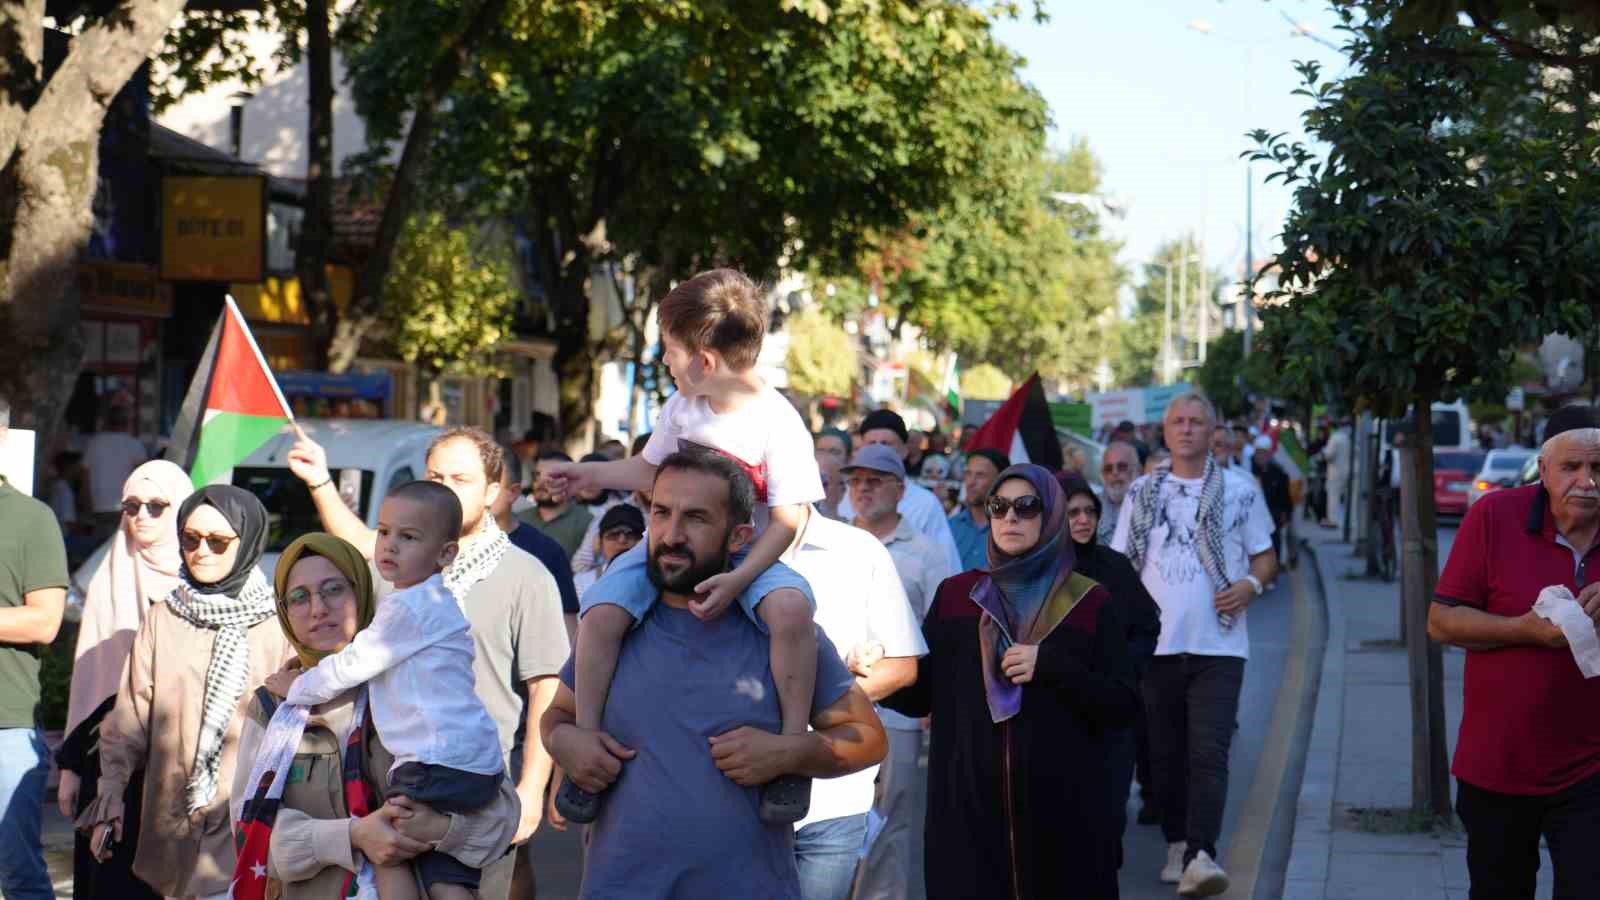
[1101,461,1133,475]
[285,578,352,612]
[179,530,239,555]
[120,499,170,518]
[846,474,896,491]
[986,495,1044,520]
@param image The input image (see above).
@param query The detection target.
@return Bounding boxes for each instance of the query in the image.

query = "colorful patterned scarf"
[969,464,1079,723]
[233,688,377,900]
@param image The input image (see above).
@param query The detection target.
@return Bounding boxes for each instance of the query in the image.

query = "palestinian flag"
[963,373,1063,470]
[167,297,295,488]
[944,355,961,417]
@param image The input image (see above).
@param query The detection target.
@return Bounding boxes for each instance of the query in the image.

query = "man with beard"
[1098,441,1140,545]
[288,428,570,900]
[541,450,887,898]
[521,450,594,558]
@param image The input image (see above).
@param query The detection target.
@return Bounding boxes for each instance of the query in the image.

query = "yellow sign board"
[161,175,266,282]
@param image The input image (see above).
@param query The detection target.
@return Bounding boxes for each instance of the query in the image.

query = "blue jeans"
[0,727,52,900]
[794,813,866,900]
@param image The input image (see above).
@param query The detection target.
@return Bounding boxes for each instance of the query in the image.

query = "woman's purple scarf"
[969,464,1077,722]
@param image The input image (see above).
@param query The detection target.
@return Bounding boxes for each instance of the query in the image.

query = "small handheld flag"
[167,297,298,488]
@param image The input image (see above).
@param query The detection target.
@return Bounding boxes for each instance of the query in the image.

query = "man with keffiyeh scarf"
[286,427,570,900]
[1111,393,1277,897]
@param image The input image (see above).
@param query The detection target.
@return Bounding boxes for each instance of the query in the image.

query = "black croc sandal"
[758,774,812,825]
[555,777,602,824]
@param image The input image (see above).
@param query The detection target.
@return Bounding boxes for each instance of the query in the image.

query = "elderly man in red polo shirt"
[1430,404,1600,899]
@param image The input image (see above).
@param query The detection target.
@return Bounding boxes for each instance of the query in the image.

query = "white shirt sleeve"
[285,589,435,707]
[1109,477,1142,555]
[1241,482,1276,557]
[863,542,928,659]
[919,542,955,620]
[760,395,824,508]
[641,393,687,466]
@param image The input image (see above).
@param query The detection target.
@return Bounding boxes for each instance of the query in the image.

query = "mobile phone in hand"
[94,827,118,859]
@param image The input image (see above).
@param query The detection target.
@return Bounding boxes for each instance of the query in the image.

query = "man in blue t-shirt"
[541,450,887,899]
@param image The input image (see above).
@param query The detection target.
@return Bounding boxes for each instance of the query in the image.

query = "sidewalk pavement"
[1284,527,1553,900]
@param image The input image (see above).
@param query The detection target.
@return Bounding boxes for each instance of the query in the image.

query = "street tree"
[960,364,1013,401]
[396,1,1050,446]
[1112,236,1223,388]
[1251,9,1598,820]
[1194,329,1281,421]
[783,309,858,400]
[381,212,516,380]
[0,0,188,459]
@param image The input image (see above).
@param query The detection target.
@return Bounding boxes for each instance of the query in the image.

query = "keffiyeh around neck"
[167,569,277,813]
[444,514,510,601]
[1124,456,1234,627]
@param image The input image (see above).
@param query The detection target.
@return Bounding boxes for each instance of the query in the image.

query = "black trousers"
[1457,770,1600,900]
[1142,654,1245,862]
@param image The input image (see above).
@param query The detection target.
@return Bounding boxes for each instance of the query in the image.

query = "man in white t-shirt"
[1111,392,1276,898]
[841,444,950,900]
[785,501,926,900]
[81,405,148,541]
[836,409,962,574]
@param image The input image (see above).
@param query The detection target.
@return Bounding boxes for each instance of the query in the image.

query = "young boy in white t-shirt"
[275,481,505,900]
[543,268,823,825]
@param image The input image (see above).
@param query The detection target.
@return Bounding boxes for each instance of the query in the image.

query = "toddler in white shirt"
[281,480,505,900]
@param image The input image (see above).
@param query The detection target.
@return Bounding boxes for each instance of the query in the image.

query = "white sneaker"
[1177,850,1230,897]
[1160,842,1187,884]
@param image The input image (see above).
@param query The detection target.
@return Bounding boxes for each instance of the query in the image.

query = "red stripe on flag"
[205,302,292,420]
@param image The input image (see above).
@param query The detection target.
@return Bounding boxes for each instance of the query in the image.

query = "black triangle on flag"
[164,313,223,472]
[963,374,1063,471]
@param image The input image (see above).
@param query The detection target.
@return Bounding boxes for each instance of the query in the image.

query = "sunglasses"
[602,527,643,542]
[1101,461,1133,475]
[180,530,239,555]
[986,494,1044,520]
[120,499,170,518]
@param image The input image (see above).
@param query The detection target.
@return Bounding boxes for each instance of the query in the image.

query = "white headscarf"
[65,460,193,736]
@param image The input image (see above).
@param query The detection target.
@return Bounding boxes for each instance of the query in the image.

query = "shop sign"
[161,175,266,282]
[78,261,173,318]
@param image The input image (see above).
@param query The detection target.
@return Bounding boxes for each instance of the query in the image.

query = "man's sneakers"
[1160,842,1187,884]
[1177,850,1230,897]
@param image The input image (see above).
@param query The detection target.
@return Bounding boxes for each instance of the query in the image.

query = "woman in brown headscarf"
[230,533,518,899]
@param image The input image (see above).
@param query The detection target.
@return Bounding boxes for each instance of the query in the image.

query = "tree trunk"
[1399,392,1450,820]
[297,0,335,370]
[0,0,189,470]
[330,0,512,373]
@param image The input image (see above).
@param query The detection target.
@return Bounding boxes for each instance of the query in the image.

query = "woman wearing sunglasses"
[78,485,291,900]
[56,460,191,899]
[882,463,1139,899]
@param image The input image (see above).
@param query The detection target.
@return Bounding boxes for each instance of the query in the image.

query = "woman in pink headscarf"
[56,459,191,899]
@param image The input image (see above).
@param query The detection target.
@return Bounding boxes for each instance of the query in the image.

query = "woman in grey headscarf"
[78,485,292,899]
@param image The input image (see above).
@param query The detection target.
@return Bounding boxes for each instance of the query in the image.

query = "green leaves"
[382,212,517,378]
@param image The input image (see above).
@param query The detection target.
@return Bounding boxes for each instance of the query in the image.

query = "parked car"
[1433,449,1486,518]
[1467,449,1535,508]
[1519,452,1540,486]
[68,418,443,610]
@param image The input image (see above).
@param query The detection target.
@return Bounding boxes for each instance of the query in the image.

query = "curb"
[1281,538,1347,900]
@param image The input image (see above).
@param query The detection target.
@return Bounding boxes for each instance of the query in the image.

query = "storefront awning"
[279,370,392,401]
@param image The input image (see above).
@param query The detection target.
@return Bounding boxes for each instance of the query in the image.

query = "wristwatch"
[1244,574,1264,596]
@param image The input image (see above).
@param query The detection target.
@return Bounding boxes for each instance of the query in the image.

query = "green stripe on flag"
[190,412,289,487]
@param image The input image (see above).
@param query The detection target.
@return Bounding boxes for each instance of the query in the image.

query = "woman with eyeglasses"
[1058,472,1163,868]
[78,485,291,900]
[882,463,1139,899]
[56,460,191,900]
[229,533,518,899]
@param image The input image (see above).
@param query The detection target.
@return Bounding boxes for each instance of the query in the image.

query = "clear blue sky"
[992,0,1353,287]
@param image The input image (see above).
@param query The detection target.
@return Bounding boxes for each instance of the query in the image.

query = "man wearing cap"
[948,448,1009,571]
[843,444,953,900]
[1430,404,1600,898]
[840,409,963,573]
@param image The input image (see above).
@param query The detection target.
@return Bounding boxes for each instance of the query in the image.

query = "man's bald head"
[1101,441,1140,504]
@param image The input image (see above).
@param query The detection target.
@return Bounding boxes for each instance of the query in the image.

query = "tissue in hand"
[1532,585,1600,678]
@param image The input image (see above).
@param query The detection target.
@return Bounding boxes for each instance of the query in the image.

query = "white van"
[69,419,443,608]
[1378,399,1476,484]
